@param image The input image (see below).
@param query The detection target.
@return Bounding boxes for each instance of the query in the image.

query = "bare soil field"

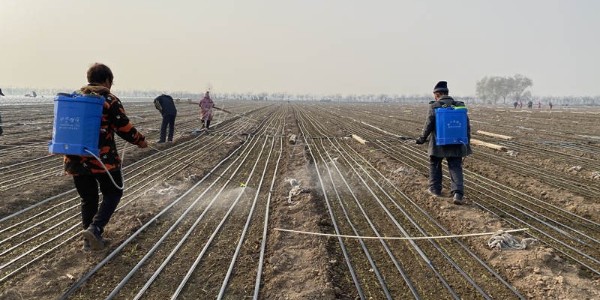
[1,100,599,299]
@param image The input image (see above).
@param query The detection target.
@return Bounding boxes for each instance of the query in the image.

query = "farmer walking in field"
[415,81,472,204]
[65,63,148,251]
[154,93,177,143]
[199,91,215,130]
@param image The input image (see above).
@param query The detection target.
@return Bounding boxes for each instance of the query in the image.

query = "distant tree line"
[476,74,533,104]
[2,85,599,105]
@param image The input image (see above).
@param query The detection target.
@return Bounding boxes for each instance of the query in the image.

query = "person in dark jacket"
[416,81,472,204]
[65,63,148,250]
[153,94,177,143]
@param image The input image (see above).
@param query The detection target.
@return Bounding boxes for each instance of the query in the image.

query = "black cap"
[433,81,449,93]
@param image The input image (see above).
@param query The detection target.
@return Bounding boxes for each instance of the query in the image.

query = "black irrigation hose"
[0,134,232,282]
[295,112,366,300]
[346,141,524,299]
[328,138,489,299]
[60,141,249,300]
[376,140,600,276]
[65,106,282,299]
[301,107,473,299]
[254,127,284,299]
[0,111,262,283]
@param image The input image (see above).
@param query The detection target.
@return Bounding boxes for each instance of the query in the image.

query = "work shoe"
[427,188,441,197]
[82,225,106,251]
[453,193,465,205]
[82,238,91,251]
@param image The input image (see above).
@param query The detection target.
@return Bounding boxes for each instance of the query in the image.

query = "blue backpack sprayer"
[49,93,124,189]
[435,105,469,146]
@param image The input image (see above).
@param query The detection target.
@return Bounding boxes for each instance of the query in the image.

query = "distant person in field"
[549,101,553,110]
[66,63,148,251]
[527,100,533,109]
[415,81,472,205]
[538,101,541,109]
[513,101,518,109]
[518,100,523,109]
[199,91,215,130]
[153,94,177,143]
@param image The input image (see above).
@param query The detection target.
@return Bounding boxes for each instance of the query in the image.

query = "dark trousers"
[429,156,464,196]
[202,119,211,129]
[73,170,124,234]
[159,115,176,142]
[160,114,176,142]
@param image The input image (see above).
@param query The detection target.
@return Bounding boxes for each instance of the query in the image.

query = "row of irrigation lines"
[338,103,600,162]
[499,139,600,168]
[0,101,267,193]
[61,106,285,299]
[374,139,600,277]
[0,131,239,283]
[343,110,600,235]
[0,108,199,167]
[358,111,600,199]
[0,99,259,162]
[0,104,157,160]
[297,106,524,299]
[472,148,600,199]
[293,107,365,299]
[0,113,263,283]
[303,123,414,299]
[61,137,252,299]
[328,106,600,231]
[0,113,204,192]
[338,138,523,298]
[0,132,234,245]
[0,115,243,227]
[299,107,438,297]
[140,107,283,300]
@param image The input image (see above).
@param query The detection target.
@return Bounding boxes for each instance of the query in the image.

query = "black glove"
[415,136,426,144]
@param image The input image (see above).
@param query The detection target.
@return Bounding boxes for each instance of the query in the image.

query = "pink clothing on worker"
[199,95,214,121]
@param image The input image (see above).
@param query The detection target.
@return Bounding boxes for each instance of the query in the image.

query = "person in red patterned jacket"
[65,63,147,251]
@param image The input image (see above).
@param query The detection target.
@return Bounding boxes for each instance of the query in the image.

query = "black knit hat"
[433,81,449,93]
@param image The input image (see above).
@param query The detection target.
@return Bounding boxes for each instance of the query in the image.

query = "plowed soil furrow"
[1,102,598,299]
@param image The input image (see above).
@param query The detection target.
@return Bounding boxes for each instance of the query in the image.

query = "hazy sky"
[1,0,599,96]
